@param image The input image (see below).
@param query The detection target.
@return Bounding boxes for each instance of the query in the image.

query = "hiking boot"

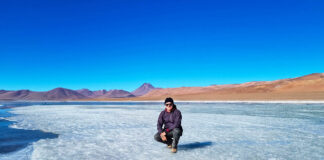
[171,148,177,153]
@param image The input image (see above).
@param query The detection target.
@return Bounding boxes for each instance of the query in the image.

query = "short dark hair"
[164,97,174,104]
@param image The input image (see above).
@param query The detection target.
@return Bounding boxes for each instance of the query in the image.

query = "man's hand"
[160,132,167,141]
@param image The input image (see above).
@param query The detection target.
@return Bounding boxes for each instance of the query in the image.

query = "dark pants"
[154,128,182,149]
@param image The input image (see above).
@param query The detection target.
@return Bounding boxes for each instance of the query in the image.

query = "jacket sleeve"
[157,111,164,134]
[168,110,182,131]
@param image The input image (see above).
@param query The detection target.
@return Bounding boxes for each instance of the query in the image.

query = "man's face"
[165,102,173,112]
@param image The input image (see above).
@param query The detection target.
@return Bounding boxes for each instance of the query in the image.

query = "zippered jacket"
[157,107,183,134]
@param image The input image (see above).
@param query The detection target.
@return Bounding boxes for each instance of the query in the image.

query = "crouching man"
[154,97,183,153]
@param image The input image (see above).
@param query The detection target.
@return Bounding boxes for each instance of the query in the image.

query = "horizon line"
[1,72,322,92]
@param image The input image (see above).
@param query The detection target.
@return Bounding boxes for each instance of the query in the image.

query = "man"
[154,97,183,153]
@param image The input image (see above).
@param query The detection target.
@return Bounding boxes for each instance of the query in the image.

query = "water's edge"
[0,103,59,155]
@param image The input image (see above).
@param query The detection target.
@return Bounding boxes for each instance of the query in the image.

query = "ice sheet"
[4,103,324,160]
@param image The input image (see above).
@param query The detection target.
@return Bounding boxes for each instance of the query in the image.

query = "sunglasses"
[165,103,173,107]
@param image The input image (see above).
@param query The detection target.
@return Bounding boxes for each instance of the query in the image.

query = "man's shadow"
[177,141,213,151]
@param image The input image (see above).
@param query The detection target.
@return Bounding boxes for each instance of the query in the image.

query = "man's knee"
[172,128,182,135]
[154,133,161,141]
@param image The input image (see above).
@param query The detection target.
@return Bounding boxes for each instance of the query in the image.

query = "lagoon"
[0,102,324,160]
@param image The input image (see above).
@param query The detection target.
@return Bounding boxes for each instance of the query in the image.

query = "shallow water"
[0,104,58,157]
[0,102,324,160]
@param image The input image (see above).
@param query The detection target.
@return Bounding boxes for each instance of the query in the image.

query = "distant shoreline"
[2,100,324,104]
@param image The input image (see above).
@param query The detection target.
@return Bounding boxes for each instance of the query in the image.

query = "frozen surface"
[2,103,324,160]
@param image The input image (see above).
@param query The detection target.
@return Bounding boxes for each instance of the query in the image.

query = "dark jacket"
[157,106,183,134]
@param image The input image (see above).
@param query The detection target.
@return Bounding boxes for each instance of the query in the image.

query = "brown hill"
[43,88,87,100]
[117,73,324,101]
[92,90,108,97]
[97,89,135,98]
[76,89,107,98]
[76,89,94,97]
[131,83,159,96]
[0,88,87,100]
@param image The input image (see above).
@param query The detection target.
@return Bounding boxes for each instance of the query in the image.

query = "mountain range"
[132,73,324,101]
[1,73,324,101]
[0,83,157,101]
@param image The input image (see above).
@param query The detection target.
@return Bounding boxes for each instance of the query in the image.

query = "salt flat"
[1,103,324,160]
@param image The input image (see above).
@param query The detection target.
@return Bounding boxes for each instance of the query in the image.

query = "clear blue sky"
[1,0,323,91]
